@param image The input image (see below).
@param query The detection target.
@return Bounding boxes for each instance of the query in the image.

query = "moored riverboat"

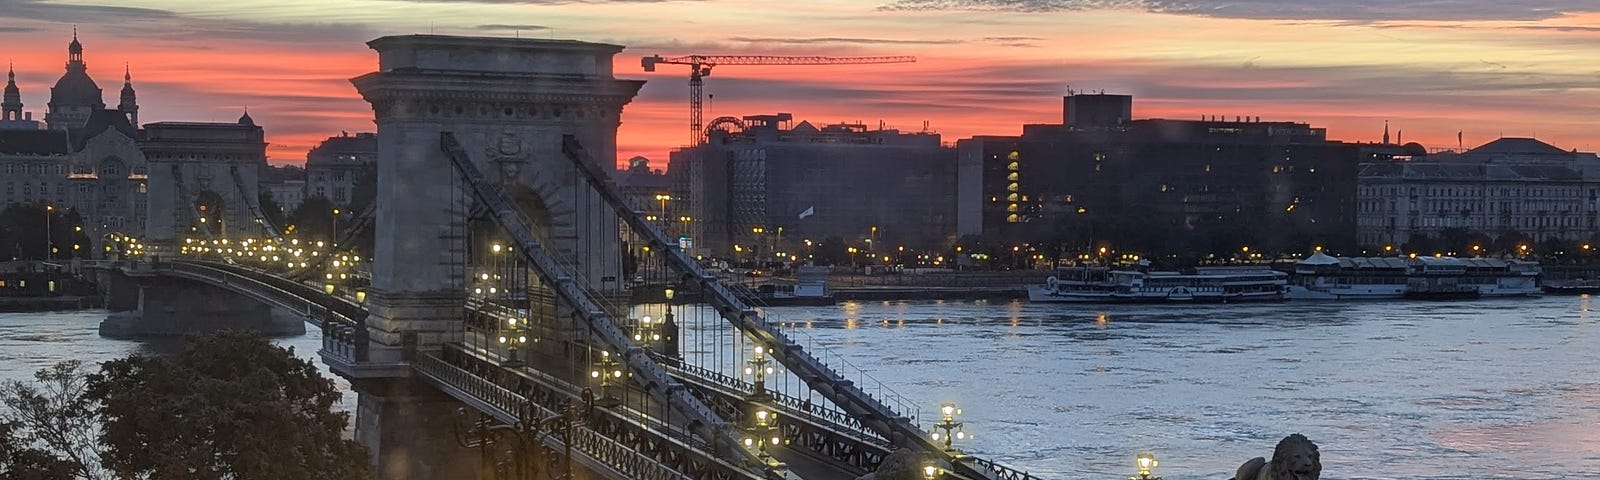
[1028,266,1286,303]
[1285,253,1539,300]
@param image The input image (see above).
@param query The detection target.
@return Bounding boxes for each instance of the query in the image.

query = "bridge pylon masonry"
[344,34,642,479]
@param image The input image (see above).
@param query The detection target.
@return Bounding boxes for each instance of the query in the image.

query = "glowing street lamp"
[590,350,624,408]
[743,407,782,466]
[498,316,529,368]
[743,344,775,400]
[1130,452,1163,480]
[929,402,967,452]
[923,465,940,480]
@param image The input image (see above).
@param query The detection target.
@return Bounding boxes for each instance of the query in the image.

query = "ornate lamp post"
[590,350,623,408]
[498,315,529,368]
[743,344,774,401]
[923,464,941,480]
[742,407,782,468]
[1130,452,1162,480]
[43,204,53,259]
[633,315,659,349]
[930,402,966,452]
[662,288,679,358]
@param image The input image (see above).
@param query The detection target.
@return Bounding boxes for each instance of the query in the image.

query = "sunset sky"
[2,0,1599,167]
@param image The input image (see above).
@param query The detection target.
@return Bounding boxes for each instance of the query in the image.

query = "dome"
[238,110,255,126]
[49,70,103,108]
[1400,142,1427,156]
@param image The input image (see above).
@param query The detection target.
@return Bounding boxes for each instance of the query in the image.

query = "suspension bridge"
[98,34,1044,480]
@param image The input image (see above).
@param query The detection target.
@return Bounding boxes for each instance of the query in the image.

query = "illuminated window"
[1007,193,1019,202]
[1007,161,1019,171]
[1007,151,1020,161]
[1007,183,1019,192]
[1007,172,1019,181]
[1063,195,1074,203]
[1006,214,1020,223]
[1006,204,1019,212]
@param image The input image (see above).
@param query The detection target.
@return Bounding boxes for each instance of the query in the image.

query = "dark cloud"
[728,36,963,45]
[878,0,1600,21]
[0,0,375,46]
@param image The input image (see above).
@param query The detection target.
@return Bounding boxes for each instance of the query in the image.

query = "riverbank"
[0,296,101,313]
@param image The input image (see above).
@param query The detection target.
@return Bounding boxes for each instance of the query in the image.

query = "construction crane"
[641,54,916,146]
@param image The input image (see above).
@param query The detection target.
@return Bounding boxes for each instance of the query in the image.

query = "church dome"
[50,70,103,108]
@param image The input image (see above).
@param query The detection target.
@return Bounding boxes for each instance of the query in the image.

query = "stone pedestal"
[353,379,483,480]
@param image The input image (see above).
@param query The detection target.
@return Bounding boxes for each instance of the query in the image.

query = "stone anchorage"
[345,34,642,479]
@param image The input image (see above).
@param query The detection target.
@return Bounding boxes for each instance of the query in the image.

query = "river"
[3,297,1597,479]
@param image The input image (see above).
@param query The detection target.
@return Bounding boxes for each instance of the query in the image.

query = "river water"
[3,297,1597,480]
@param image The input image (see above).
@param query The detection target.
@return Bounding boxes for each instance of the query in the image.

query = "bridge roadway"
[120,258,1042,480]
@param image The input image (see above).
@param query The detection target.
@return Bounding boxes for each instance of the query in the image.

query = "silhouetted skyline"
[1,1,1597,164]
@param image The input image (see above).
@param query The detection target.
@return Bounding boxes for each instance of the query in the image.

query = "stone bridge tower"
[140,119,269,247]
[348,35,642,478]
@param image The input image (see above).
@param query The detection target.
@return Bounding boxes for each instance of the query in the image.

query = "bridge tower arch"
[347,35,642,478]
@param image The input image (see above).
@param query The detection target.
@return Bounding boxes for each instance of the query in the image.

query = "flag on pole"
[798,206,814,219]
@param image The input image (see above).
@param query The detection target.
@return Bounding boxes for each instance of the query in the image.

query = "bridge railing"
[968,457,1042,480]
[666,360,885,446]
[423,348,763,480]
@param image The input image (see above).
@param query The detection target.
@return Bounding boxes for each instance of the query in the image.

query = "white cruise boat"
[1285,253,1540,300]
[1028,266,1287,303]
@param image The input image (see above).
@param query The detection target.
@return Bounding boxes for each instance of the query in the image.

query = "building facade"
[1356,138,1600,248]
[304,131,376,206]
[669,113,956,258]
[957,93,1361,256]
[1,33,148,253]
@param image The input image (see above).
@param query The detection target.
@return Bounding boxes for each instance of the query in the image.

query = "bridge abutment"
[353,379,483,480]
[98,274,304,338]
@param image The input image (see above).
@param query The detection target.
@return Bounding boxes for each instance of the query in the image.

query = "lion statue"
[1231,433,1321,480]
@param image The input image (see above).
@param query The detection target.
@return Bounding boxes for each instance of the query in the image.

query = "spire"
[119,63,138,126]
[68,27,83,64]
[1382,120,1390,145]
[2,61,21,122]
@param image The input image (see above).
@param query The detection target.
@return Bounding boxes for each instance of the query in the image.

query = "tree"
[0,421,77,480]
[0,361,103,480]
[0,204,92,261]
[288,196,338,242]
[87,332,369,480]
[814,236,849,266]
[259,192,288,233]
